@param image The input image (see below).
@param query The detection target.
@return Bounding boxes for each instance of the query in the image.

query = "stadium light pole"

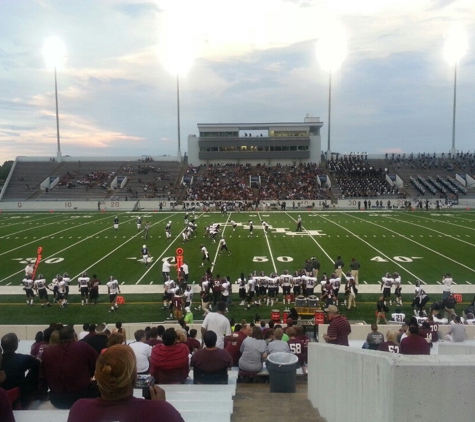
[42,37,67,163]
[316,21,348,161]
[443,25,467,157]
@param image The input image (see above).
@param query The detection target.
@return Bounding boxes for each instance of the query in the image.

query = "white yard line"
[0,213,169,284]
[135,213,195,285]
[0,215,63,238]
[285,212,334,266]
[209,213,232,273]
[342,212,475,276]
[324,214,423,281]
[257,212,277,273]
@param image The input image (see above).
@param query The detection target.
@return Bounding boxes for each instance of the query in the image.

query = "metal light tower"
[443,25,468,156]
[42,37,67,162]
[316,20,348,161]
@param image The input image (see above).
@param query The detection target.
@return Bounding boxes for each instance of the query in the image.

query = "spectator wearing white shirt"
[129,330,152,374]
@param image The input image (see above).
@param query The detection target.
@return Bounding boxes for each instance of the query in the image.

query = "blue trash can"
[266,352,298,393]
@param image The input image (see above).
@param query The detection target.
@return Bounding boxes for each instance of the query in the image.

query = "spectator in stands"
[190,331,233,384]
[81,323,109,355]
[128,330,152,375]
[111,322,127,341]
[145,327,162,347]
[239,326,268,373]
[225,324,251,366]
[149,328,189,384]
[102,333,124,353]
[78,324,90,340]
[40,326,99,409]
[267,328,291,354]
[201,301,232,349]
[30,331,44,358]
[0,332,40,408]
[400,326,430,355]
[362,324,384,350]
[377,330,400,353]
[0,346,15,422]
[287,327,309,375]
[444,317,466,342]
[67,344,184,422]
[185,329,201,354]
[323,305,351,346]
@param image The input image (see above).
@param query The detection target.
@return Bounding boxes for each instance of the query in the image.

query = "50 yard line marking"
[342,212,475,275]
[258,212,277,273]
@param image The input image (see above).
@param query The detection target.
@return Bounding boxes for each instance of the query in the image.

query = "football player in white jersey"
[141,245,150,267]
[62,272,71,305]
[237,273,247,305]
[380,272,394,305]
[246,275,257,309]
[267,273,280,306]
[230,220,237,232]
[165,221,172,241]
[22,275,35,305]
[200,244,211,267]
[107,276,121,312]
[183,285,193,308]
[280,271,293,305]
[261,221,270,233]
[78,272,91,305]
[57,276,67,308]
[163,277,176,310]
[49,275,60,303]
[218,237,231,256]
[391,308,406,323]
[412,280,430,316]
[393,272,402,306]
[329,273,341,306]
[34,274,51,307]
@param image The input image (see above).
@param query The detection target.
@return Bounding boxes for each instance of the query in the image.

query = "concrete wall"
[308,342,475,422]
[438,343,475,355]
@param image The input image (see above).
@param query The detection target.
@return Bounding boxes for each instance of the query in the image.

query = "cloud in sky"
[0,0,474,165]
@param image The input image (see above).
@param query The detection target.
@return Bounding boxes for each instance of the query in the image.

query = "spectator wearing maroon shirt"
[400,326,430,355]
[41,326,99,409]
[191,331,233,384]
[184,329,200,354]
[377,330,400,353]
[427,316,439,342]
[287,327,309,374]
[67,344,184,422]
[149,328,189,384]
[225,324,251,366]
[323,305,351,346]
[145,327,163,347]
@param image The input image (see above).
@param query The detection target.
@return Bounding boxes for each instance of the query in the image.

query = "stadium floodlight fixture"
[316,20,348,160]
[443,24,468,155]
[42,36,67,162]
[158,5,200,161]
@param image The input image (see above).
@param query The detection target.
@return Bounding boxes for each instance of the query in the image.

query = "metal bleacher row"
[12,338,236,422]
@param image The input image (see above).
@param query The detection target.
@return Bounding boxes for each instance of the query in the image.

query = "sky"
[0,0,474,164]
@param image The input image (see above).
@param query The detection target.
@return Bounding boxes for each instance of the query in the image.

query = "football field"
[1,209,475,325]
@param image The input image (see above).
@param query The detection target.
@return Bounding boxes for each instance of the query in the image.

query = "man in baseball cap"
[323,305,351,346]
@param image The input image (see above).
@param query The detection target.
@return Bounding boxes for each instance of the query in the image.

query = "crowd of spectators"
[257,163,328,201]
[184,163,329,201]
[329,156,398,198]
[184,164,254,201]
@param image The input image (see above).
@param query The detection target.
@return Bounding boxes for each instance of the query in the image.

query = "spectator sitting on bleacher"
[0,332,40,409]
[81,323,109,355]
[149,328,189,384]
[287,327,309,375]
[190,331,233,384]
[239,326,268,373]
[0,346,15,422]
[362,324,384,350]
[266,328,291,355]
[225,324,251,366]
[67,344,184,422]
[40,326,99,409]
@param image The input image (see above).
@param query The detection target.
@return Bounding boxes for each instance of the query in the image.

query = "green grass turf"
[1,209,475,325]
